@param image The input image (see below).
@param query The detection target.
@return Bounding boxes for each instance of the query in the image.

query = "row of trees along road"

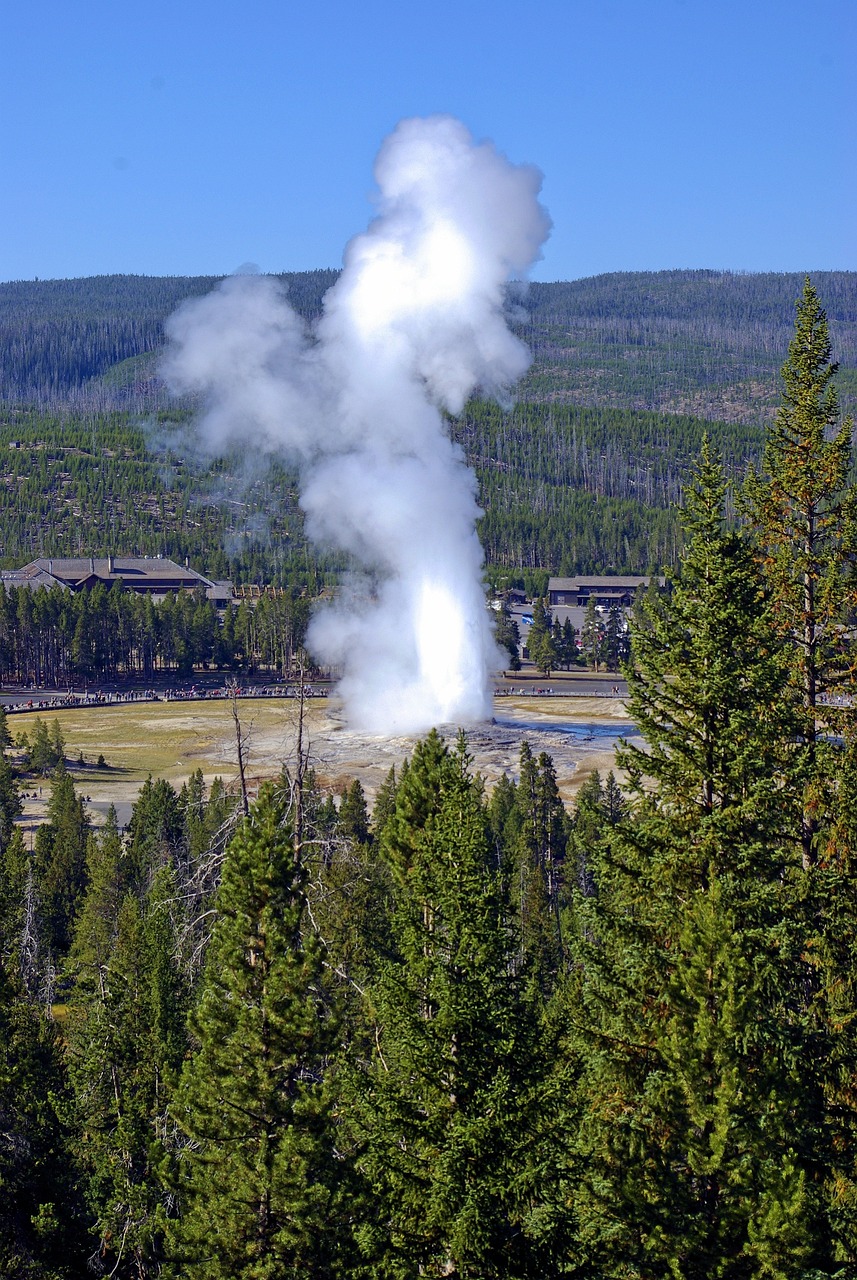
[5,280,857,1276]
[0,584,310,683]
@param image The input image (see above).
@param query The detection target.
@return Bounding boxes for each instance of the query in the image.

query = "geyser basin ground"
[13,695,639,832]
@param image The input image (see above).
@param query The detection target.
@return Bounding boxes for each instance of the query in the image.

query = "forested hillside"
[0,410,325,586]
[2,269,855,418]
[0,271,338,408]
[0,269,852,580]
[456,400,762,575]
[0,402,760,583]
[517,269,857,421]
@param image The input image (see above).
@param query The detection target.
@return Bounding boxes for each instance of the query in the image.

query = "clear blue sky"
[1,0,854,283]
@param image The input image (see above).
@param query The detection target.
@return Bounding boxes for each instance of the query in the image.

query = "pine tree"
[68,883,186,1278]
[487,770,519,868]
[526,598,557,676]
[371,765,398,839]
[571,442,824,1275]
[33,762,88,959]
[0,751,22,850]
[66,810,123,997]
[166,784,356,1279]
[338,778,371,846]
[49,719,65,769]
[580,597,602,671]
[565,770,607,901]
[126,776,185,893]
[745,277,857,868]
[0,957,86,1278]
[603,603,625,670]
[0,826,28,970]
[357,734,551,1278]
[29,716,54,777]
[514,742,568,996]
[746,283,857,1260]
[559,617,578,670]
[493,603,522,672]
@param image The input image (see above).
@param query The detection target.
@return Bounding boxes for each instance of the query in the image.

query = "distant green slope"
[1,269,855,419]
[0,271,337,404]
[0,269,852,582]
[517,269,857,422]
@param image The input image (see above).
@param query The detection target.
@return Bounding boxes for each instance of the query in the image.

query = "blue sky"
[1,0,854,283]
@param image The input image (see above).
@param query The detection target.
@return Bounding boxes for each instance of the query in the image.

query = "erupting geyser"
[162,115,551,733]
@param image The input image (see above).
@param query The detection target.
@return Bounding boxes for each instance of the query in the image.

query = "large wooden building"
[547,575,665,609]
[3,555,233,606]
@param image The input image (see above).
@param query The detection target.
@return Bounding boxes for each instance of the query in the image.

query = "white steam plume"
[162,115,550,733]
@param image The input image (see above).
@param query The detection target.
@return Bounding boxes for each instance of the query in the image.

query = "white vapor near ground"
[162,115,550,733]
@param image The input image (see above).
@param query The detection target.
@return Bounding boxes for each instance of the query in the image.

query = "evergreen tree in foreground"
[166,784,356,1279]
[514,742,568,998]
[356,732,555,1278]
[745,276,857,868]
[571,443,824,1277]
[0,957,85,1278]
[746,280,857,1260]
[33,762,89,963]
[67,857,187,1279]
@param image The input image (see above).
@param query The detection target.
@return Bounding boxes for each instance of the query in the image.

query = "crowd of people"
[1,681,329,715]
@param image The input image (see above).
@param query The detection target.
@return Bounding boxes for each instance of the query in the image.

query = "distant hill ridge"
[1,268,855,422]
[0,271,338,407]
[516,269,857,423]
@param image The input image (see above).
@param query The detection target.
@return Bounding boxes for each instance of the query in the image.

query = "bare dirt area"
[13,694,639,833]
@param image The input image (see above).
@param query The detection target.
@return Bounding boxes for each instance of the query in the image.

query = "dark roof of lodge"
[548,575,661,590]
[1,556,236,597]
[0,565,72,592]
[20,556,216,589]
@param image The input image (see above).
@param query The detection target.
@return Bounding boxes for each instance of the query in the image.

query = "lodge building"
[2,555,233,607]
[547,575,666,609]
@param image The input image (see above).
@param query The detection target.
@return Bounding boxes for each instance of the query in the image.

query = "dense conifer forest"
[4,282,857,1276]
[0,582,309,684]
[0,401,757,589]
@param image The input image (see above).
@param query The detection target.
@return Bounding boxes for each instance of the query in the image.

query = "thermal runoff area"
[162,115,551,733]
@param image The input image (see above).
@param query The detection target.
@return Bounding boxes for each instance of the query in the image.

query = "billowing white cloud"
[162,114,550,733]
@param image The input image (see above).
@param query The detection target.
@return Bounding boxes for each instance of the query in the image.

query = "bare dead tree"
[227,677,250,817]
[20,853,41,1002]
[168,800,243,985]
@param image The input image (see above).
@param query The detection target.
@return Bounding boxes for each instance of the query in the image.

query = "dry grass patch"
[12,694,635,817]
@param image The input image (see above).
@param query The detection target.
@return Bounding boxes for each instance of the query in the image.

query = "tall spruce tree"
[570,443,826,1276]
[356,733,552,1278]
[0,751,22,850]
[68,882,186,1278]
[526,598,557,676]
[0,957,86,1278]
[745,277,857,868]
[746,281,857,1259]
[0,826,27,971]
[166,784,356,1279]
[66,811,123,999]
[33,762,88,960]
[580,597,603,671]
[514,742,568,996]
